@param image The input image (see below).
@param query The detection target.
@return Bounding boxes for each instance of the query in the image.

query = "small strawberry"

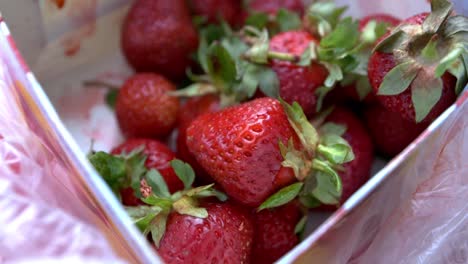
[125,160,253,264]
[115,73,179,139]
[248,0,305,16]
[121,0,199,80]
[369,0,467,123]
[364,104,428,157]
[251,202,302,264]
[176,95,220,182]
[188,0,242,26]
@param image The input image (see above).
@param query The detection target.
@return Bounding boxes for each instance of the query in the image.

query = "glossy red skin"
[177,95,221,182]
[251,202,301,264]
[270,31,328,117]
[116,73,179,139]
[121,0,198,80]
[111,139,183,206]
[249,0,305,15]
[364,104,428,158]
[368,13,457,123]
[157,202,254,264]
[188,0,242,26]
[186,98,298,207]
[322,108,374,208]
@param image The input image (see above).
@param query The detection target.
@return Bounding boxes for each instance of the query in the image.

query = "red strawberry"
[249,0,305,15]
[323,107,374,206]
[176,95,220,182]
[186,97,298,207]
[251,202,302,264]
[368,4,466,123]
[112,139,183,195]
[121,0,198,80]
[270,30,329,117]
[116,73,179,139]
[157,202,254,264]
[364,104,428,157]
[188,0,242,26]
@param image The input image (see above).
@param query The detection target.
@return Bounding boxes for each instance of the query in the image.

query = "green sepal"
[322,62,343,88]
[279,139,311,181]
[294,215,308,236]
[317,134,355,164]
[320,17,360,53]
[374,29,409,53]
[150,212,169,248]
[241,64,280,98]
[422,0,453,33]
[185,183,228,202]
[145,169,171,198]
[210,43,238,85]
[126,205,163,234]
[420,39,439,62]
[411,70,443,122]
[88,151,127,196]
[319,122,346,137]
[298,43,317,67]
[441,16,468,38]
[105,89,118,109]
[276,8,302,32]
[356,76,373,100]
[170,159,195,191]
[307,2,347,37]
[435,46,464,78]
[377,61,420,95]
[310,160,343,205]
[361,20,393,44]
[315,85,334,112]
[170,83,218,97]
[257,182,304,211]
[245,12,269,30]
[448,54,468,95]
[244,29,270,64]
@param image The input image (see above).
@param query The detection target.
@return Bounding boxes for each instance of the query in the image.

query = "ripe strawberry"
[248,0,305,15]
[323,107,374,206]
[157,202,254,264]
[121,0,198,80]
[364,104,428,157]
[251,202,302,264]
[188,0,242,26]
[186,98,298,207]
[115,73,179,139]
[270,30,329,117]
[176,95,220,182]
[369,1,467,123]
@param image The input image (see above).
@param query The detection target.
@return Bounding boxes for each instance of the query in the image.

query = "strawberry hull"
[0,0,467,263]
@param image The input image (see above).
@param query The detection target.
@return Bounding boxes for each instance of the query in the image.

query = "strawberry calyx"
[258,101,354,211]
[88,146,148,199]
[245,8,302,34]
[126,159,227,247]
[373,0,468,122]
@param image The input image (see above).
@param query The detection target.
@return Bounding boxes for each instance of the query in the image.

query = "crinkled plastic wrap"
[0,0,466,263]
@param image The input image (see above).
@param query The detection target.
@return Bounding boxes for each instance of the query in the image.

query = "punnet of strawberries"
[86,0,468,263]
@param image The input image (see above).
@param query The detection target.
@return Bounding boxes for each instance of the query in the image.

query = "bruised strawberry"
[186,98,298,207]
[176,95,220,182]
[249,0,305,15]
[157,202,254,264]
[364,104,428,157]
[112,139,183,194]
[270,31,328,117]
[252,202,302,264]
[116,73,179,139]
[369,1,467,123]
[121,0,198,80]
[188,0,242,26]
[323,107,374,206]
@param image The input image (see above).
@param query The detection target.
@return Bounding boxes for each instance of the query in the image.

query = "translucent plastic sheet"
[0,0,466,263]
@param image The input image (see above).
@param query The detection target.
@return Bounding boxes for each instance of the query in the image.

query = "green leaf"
[171,83,218,97]
[308,2,347,31]
[374,29,409,53]
[448,55,468,95]
[361,20,392,44]
[294,215,308,235]
[257,182,304,211]
[299,194,321,208]
[239,64,261,98]
[88,151,126,192]
[311,159,342,196]
[172,196,208,218]
[422,0,453,33]
[276,9,302,32]
[245,12,269,29]
[191,186,228,201]
[105,89,118,109]
[150,212,169,248]
[322,62,343,88]
[320,17,359,51]
[435,47,464,78]
[170,159,195,190]
[280,139,310,181]
[355,76,373,100]
[280,99,320,155]
[378,61,420,95]
[145,169,171,198]
[317,135,355,164]
[441,16,468,38]
[320,122,346,137]
[198,37,214,75]
[310,159,343,204]
[244,29,270,64]
[315,85,334,112]
[411,71,443,122]
[298,43,317,67]
[421,39,439,61]
[210,43,238,84]
[257,66,280,98]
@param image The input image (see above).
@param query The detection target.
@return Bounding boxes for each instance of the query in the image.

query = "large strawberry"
[88,139,183,206]
[188,0,242,26]
[369,0,467,123]
[115,73,179,139]
[121,0,198,80]
[364,104,427,157]
[251,202,302,264]
[124,160,253,264]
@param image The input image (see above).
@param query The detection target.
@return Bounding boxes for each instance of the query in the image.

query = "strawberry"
[368,0,467,123]
[269,30,329,117]
[251,202,302,264]
[157,202,254,264]
[115,73,179,139]
[121,0,198,80]
[188,0,242,26]
[248,0,305,15]
[364,104,428,157]
[124,160,253,264]
[322,107,374,207]
[176,95,220,182]
[186,98,299,207]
